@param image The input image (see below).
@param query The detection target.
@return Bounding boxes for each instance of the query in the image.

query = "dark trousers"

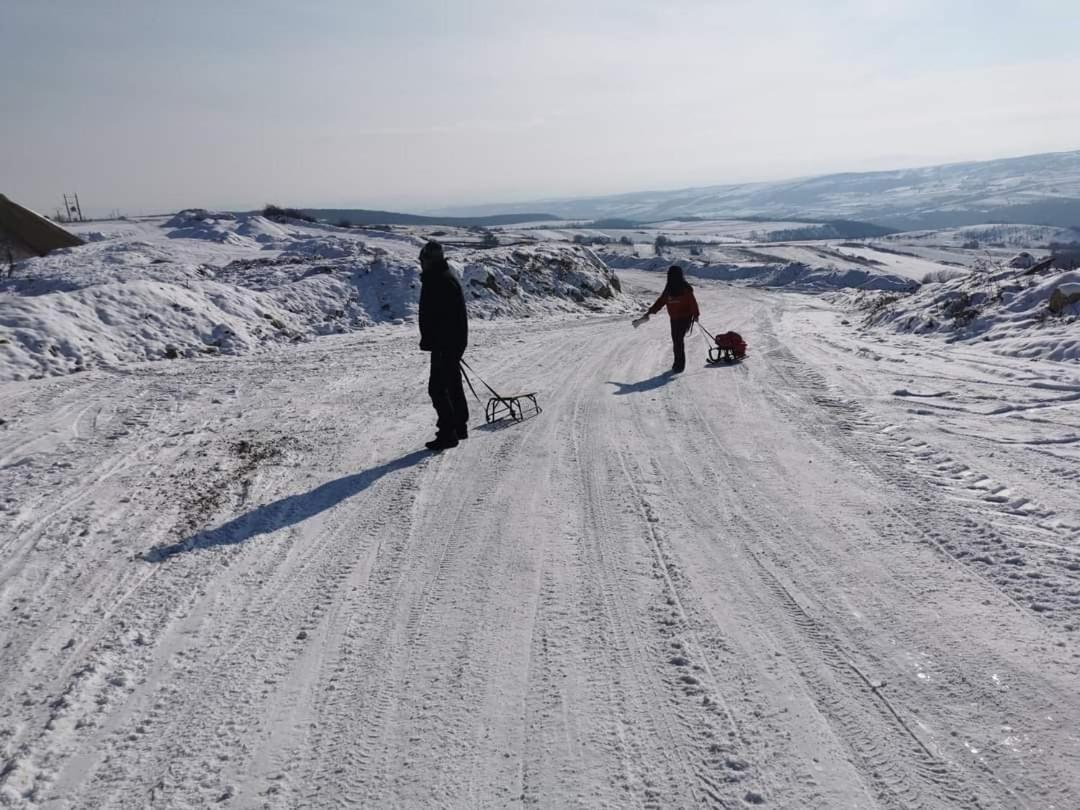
[428,351,468,437]
[670,318,692,371]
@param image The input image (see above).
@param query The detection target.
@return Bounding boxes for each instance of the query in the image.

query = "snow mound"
[459,245,625,317]
[1009,252,1037,269]
[235,215,292,243]
[849,265,1080,362]
[0,278,306,377]
[0,216,630,381]
[164,209,256,247]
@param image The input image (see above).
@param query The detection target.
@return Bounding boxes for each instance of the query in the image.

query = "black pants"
[428,351,468,437]
[670,318,692,371]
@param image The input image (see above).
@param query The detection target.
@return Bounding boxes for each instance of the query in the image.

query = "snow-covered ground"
[0,212,629,382]
[845,264,1080,362]
[1,268,1077,808]
[493,218,1076,293]
[885,224,1080,251]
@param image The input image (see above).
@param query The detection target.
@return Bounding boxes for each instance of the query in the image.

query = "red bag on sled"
[710,331,747,362]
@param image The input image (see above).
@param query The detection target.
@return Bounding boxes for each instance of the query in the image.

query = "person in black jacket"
[418,241,469,451]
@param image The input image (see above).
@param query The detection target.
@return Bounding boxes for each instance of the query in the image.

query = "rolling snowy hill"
[441,150,1080,229]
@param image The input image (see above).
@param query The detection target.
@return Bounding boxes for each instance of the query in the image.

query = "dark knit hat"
[420,240,444,263]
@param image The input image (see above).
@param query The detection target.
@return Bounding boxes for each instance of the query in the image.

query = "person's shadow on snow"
[142,449,430,562]
[607,370,675,395]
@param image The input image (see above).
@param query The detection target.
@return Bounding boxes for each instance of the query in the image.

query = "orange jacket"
[648,289,700,321]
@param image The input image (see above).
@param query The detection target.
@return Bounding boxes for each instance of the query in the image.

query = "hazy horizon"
[4,0,1080,218]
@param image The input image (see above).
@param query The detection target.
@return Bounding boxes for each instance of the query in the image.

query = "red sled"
[709,331,747,363]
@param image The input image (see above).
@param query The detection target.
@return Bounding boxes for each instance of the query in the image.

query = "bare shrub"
[262,204,315,224]
[921,268,967,284]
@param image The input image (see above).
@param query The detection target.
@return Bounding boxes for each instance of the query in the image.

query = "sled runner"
[698,324,747,364]
[461,360,542,424]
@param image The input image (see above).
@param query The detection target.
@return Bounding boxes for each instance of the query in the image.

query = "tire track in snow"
[0,376,213,805]
[676,385,975,805]
[69,456,432,807]
[518,367,647,808]
[617,455,772,809]
[298,352,561,806]
[759,308,1080,630]
[698,291,1077,806]
[614,312,872,807]
[563,339,757,809]
[741,547,979,809]
[597,287,984,807]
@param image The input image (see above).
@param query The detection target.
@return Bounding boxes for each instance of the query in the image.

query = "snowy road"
[2,272,1078,808]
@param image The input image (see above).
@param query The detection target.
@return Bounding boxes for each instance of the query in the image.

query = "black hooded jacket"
[419,261,468,355]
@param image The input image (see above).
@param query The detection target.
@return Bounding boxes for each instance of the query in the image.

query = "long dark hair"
[663,265,691,297]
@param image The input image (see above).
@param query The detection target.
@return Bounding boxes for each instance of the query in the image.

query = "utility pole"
[60,193,84,222]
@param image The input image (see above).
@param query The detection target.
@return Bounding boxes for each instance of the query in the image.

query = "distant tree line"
[762,220,897,242]
[572,234,612,246]
[263,204,316,224]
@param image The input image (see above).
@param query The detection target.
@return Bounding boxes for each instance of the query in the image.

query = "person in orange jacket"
[632,265,700,372]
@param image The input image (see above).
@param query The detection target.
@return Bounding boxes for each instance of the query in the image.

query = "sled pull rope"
[460,359,502,401]
[696,321,715,349]
[459,363,484,405]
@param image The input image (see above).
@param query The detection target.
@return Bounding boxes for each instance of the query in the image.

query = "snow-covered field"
[2,260,1078,807]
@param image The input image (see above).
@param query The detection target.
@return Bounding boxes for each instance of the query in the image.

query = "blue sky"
[2,0,1078,215]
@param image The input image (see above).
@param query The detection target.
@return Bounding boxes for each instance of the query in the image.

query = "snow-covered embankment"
[848,263,1080,362]
[0,211,630,381]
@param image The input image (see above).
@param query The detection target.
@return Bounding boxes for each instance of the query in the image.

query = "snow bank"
[459,245,623,317]
[848,266,1080,362]
[0,213,630,381]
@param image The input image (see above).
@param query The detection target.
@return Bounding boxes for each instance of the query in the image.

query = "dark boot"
[425,434,459,451]
[457,424,468,440]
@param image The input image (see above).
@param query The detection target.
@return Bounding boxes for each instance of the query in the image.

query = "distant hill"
[299,209,559,228]
[437,150,1080,230]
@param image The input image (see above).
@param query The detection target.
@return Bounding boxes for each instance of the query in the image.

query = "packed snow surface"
[1,269,1078,808]
[0,212,629,381]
